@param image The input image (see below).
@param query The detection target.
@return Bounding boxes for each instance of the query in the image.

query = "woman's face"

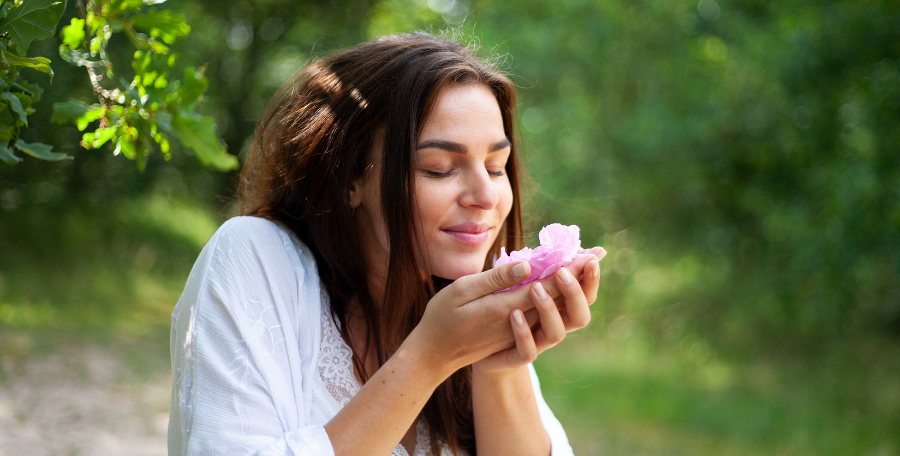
[353,83,514,281]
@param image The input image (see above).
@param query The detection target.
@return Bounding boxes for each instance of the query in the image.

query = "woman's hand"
[473,246,605,373]
[402,259,547,377]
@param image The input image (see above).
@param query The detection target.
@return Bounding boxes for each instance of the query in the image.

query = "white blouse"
[168,216,574,456]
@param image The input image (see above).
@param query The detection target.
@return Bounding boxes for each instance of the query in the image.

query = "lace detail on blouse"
[316,291,441,455]
[414,419,433,456]
[317,294,362,406]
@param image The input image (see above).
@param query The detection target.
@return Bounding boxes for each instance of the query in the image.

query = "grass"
[0,191,222,381]
[2,193,898,455]
[535,329,900,455]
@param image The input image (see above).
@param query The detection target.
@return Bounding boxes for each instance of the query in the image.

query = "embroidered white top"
[168,216,575,456]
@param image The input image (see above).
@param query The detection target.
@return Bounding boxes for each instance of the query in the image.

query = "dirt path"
[0,343,170,456]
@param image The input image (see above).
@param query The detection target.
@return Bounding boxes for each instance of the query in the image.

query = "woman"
[169,33,603,456]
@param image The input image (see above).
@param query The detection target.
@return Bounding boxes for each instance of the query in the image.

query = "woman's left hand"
[473,246,605,373]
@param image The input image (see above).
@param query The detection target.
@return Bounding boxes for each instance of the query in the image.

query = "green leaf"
[109,0,145,14]
[0,142,21,163]
[76,107,106,131]
[153,74,167,89]
[2,51,53,80]
[179,66,208,108]
[149,40,169,55]
[114,135,136,159]
[2,91,28,126]
[14,81,43,100]
[61,18,86,49]
[51,98,94,124]
[0,109,15,131]
[82,126,117,149]
[154,110,173,135]
[171,109,237,171]
[0,0,66,55]
[15,140,70,161]
[14,90,33,112]
[130,10,190,45]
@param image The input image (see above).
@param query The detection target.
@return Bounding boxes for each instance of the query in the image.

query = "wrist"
[398,327,459,384]
[472,361,529,383]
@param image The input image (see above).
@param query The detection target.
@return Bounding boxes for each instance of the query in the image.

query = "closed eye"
[425,169,454,178]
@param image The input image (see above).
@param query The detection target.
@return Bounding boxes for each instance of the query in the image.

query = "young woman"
[169,33,603,456]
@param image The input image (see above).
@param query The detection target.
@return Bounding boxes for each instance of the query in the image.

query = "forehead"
[419,84,506,140]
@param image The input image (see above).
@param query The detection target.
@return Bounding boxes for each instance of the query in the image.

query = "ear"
[347,179,361,209]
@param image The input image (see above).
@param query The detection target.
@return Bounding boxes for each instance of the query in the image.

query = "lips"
[441,221,492,245]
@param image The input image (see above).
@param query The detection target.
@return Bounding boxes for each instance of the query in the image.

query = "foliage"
[3,0,893,346]
[459,0,900,349]
[0,0,67,164]
[50,0,236,171]
[2,0,900,453]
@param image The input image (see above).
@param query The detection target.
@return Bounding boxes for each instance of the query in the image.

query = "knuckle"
[534,294,553,310]
[543,284,561,299]
[515,329,531,342]
[489,270,506,289]
[561,279,578,294]
[572,314,591,329]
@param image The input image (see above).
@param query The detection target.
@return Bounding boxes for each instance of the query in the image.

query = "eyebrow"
[416,138,511,154]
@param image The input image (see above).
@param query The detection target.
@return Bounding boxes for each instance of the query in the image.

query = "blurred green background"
[1,0,899,454]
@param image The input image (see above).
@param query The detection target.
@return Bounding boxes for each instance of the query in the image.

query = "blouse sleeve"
[168,216,332,456]
[529,363,575,456]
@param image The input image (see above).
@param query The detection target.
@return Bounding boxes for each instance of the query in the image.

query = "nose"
[459,167,499,210]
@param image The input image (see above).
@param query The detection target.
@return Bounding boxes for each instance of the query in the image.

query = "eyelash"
[424,169,506,178]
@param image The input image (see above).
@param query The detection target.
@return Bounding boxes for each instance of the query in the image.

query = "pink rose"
[493,223,594,291]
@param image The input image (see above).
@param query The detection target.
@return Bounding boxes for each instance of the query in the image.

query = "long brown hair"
[239,32,523,454]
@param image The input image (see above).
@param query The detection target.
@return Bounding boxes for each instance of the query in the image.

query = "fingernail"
[512,262,529,278]
[558,267,573,283]
[595,247,607,261]
[533,282,547,298]
[513,310,525,326]
[589,260,599,276]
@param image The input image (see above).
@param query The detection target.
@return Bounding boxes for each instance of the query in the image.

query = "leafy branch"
[0,0,68,163]
[51,0,237,171]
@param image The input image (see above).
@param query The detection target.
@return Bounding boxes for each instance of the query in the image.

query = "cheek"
[414,181,454,229]
[497,180,514,219]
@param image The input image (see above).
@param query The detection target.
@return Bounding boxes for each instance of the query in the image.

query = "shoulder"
[212,215,294,249]
[176,215,322,337]
[206,216,307,265]
[195,216,317,296]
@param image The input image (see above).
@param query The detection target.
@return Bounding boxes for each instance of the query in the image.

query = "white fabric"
[169,216,574,456]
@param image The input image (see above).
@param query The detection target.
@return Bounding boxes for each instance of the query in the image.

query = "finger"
[587,246,608,262]
[555,267,592,331]
[537,254,595,301]
[454,260,531,301]
[510,309,538,363]
[581,259,601,306]
[531,282,567,347]
[522,307,541,328]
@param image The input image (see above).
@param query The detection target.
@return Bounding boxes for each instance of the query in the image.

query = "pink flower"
[493,223,589,291]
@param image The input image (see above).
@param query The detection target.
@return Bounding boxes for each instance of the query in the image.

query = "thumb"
[454,261,531,301]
